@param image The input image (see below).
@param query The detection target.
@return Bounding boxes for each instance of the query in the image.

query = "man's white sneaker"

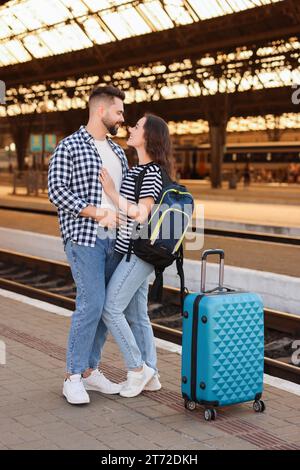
[82,369,122,394]
[63,374,90,405]
[143,374,162,392]
[120,364,155,398]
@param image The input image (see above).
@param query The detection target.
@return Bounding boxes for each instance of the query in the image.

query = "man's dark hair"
[89,85,125,107]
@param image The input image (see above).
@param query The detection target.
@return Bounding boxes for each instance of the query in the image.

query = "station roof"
[0,0,299,131]
[0,1,282,68]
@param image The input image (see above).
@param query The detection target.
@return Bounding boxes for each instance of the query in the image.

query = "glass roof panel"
[60,0,89,17]
[39,23,93,54]
[0,44,16,66]
[25,0,71,26]
[0,18,12,40]
[188,0,278,20]
[79,17,114,45]
[82,0,105,13]
[2,10,27,35]
[101,8,151,40]
[100,11,132,40]
[118,8,152,35]
[138,2,174,30]
[12,1,43,30]
[23,35,51,59]
[164,0,194,25]
[38,29,70,55]
[3,39,32,63]
[55,23,93,50]
[84,0,130,12]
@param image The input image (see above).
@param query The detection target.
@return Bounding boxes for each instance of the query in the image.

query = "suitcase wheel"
[184,399,196,411]
[204,408,217,421]
[253,400,265,413]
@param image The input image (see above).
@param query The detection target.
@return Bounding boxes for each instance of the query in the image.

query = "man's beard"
[107,125,118,136]
[102,117,119,136]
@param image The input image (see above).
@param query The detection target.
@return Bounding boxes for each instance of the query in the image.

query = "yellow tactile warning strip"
[0,322,299,451]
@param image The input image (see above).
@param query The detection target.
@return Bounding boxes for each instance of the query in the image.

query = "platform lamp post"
[266,152,272,182]
[39,102,48,171]
[4,145,9,171]
[233,152,238,181]
[5,142,15,173]
[232,152,237,167]
[9,142,15,172]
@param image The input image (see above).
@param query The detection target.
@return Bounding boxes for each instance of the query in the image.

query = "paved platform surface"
[0,294,299,450]
[1,183,300,278]
[0,208,299,278]
[1,183,300,231]
[184,180,300,206]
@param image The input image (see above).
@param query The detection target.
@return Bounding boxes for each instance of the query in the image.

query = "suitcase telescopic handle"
[201,249,224,293]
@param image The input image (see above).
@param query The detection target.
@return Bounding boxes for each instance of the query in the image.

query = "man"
[48,85,128,404]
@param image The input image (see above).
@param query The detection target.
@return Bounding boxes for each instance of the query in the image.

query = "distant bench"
[12,171,48,196]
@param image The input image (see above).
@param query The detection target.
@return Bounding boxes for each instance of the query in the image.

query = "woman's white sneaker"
[143,374,162,391]
[120,364,155,398]
[63,374,90,405]
[82,369,122,394]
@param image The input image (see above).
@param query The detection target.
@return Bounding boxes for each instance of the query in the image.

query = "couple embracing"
[48,85,172,404]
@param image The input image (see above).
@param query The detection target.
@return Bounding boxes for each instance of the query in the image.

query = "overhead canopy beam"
[1,85,298,177]
[0,86,296,133]
[1,1,299,88]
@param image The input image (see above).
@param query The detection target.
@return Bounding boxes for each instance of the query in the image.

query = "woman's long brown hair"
[143,114,173,175]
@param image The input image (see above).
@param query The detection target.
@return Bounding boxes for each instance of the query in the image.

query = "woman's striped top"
[115,163,163,254]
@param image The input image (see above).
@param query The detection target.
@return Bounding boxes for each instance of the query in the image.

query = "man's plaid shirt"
[48,125,128,247]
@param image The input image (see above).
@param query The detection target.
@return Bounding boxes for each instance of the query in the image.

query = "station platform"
[1,182,300,237]
[1,207,300,280]
[0,291,299,450]
[183,180,300,206]
[1,190,300,280]
[1,183,300,314]
[0,180,300,315]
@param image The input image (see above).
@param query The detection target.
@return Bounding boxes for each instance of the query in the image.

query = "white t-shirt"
[94,138,122,226]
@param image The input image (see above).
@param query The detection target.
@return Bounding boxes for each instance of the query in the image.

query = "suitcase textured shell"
[182,291,264,407]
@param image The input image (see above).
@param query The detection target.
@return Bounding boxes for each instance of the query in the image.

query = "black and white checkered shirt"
[48,125,128,247]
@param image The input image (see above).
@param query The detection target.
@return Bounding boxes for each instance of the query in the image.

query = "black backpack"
[126,163,194,308]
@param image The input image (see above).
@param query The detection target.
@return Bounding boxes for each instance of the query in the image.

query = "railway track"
[1,205,300,246]
[0,248,299,385]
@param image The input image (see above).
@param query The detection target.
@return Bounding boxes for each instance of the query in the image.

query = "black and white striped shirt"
[115,163,163,254]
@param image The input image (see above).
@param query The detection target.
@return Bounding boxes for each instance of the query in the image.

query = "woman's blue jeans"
[102,253,157,372]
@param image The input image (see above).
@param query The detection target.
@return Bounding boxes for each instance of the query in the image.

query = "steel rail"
[0,249,299,384]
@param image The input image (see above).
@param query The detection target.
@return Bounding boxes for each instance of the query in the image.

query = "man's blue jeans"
[64,229,118,375]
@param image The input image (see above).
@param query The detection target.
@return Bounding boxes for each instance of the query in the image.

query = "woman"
[99,114,172,398]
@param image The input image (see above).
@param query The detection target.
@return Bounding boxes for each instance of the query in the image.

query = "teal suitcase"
[181,249,265,421]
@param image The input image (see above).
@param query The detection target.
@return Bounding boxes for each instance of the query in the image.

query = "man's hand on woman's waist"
[79,205,120,229]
